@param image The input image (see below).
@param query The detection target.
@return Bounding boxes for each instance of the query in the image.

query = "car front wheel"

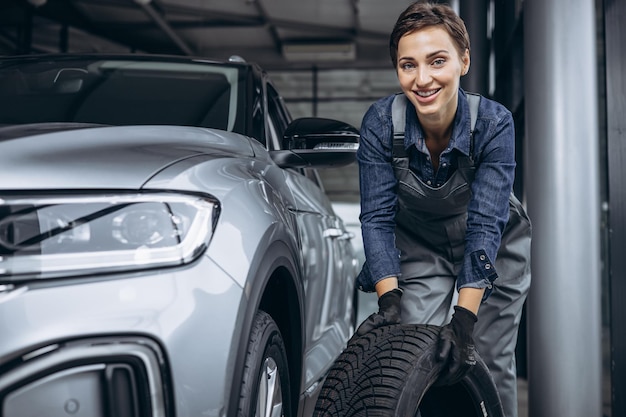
[238,310,292,417]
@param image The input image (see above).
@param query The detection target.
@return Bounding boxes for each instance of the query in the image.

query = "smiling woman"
[351,3,531,417]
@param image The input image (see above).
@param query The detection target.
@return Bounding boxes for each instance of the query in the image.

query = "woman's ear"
[462,49,471,76]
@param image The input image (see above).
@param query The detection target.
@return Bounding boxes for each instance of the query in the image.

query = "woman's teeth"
[416,89,439,97]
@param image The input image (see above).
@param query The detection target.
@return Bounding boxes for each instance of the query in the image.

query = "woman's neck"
[420,116,455,172]
[417,106,456,142]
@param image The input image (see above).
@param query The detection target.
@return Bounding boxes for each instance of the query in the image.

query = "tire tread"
[314,324,439,417]
[314,324,504,417]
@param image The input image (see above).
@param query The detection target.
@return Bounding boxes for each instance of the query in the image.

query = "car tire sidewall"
[398,338,505,417]
[314,323,504,417]
[238,310,292,417]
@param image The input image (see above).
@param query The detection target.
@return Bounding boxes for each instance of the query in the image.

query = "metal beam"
[524,0,602,416]
[248,0,281,54]
[459,0,489,96]
[604,0,626,415]
[133,0,193,55]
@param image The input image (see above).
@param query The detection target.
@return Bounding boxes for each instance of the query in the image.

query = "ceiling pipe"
[26,0,47,7]
[132,0,193,55]
[246,0,281,54]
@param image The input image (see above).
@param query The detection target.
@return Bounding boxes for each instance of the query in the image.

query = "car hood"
[0,124,257,190]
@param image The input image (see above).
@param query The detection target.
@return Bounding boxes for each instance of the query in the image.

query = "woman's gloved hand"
[435,305,478,385]
[355,288,403,336]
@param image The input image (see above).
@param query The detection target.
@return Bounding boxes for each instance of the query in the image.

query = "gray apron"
[391,94,531,417]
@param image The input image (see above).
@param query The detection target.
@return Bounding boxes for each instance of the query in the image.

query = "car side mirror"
[271,117,359,168]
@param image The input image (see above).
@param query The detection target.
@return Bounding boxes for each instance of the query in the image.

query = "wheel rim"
[256,357,283,417]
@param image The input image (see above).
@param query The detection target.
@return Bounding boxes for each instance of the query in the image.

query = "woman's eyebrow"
[398,49,450,61]
[425,49,450,58]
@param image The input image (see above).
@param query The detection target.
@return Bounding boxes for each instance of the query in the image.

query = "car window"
[266,84,290,150]
[303,168,326,191]
[266,113,280,149]
[0,58,246,133]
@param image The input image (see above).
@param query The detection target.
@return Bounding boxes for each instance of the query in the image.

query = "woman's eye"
[432,58,446,66]
[401,62,416,71]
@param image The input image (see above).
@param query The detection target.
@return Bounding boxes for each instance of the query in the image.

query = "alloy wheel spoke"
[256,357,283,417]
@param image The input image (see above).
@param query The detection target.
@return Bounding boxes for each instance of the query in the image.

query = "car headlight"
[0,192,219,280]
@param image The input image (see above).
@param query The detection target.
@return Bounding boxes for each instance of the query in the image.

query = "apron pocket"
[444,213,467,264]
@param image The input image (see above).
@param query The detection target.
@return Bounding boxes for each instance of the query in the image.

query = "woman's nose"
[415,67,432,86]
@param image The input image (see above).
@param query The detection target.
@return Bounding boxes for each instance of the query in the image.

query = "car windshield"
[0,57,246,133]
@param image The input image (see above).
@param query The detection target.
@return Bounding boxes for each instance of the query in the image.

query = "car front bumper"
[0,255,244,417]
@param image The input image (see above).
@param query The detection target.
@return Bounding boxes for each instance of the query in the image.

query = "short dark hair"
[389,2,470,66]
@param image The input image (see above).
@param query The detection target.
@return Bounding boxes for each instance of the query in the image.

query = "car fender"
[144,154,298,284]
[145,155,307,416]
[225,236,305,417]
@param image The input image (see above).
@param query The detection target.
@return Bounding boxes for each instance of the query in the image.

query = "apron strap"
[391,92,480,161]
[466,92,480,162]
[391,93,408,157]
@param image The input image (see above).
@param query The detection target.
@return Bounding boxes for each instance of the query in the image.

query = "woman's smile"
[413,88,441,103]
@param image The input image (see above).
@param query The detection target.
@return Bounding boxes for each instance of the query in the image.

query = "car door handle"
[323,228,354,240]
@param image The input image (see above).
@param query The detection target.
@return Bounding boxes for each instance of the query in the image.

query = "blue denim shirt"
[357,89,516,293]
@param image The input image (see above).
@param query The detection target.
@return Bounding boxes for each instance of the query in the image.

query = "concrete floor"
[517,378,528,417]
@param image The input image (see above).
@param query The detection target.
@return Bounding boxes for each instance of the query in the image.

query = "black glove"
[355,288,402,336]
[435,305,478,385]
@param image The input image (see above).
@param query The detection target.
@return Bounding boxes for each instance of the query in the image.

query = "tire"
[314,324,504,417]
[238,310,292,417]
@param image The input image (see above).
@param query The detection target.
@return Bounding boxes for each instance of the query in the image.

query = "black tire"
[238,310,292,417]
[314,324,504,417]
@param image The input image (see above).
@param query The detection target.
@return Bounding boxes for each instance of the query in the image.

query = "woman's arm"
[375,276,399,296]
[357,100,403,291]
[457,105,517,298]
[457,287,486,314]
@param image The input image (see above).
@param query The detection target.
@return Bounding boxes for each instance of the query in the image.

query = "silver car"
[0,54,359,417]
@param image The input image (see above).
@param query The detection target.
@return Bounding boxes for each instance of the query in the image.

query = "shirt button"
[479,255,486,261]
[427,180,432,185]
[442,162,447,167]
[485,263,491,270]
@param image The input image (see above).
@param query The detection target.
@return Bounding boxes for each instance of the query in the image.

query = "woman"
[354,3,531,416]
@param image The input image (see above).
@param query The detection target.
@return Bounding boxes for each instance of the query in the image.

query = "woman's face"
[396,26,470,125]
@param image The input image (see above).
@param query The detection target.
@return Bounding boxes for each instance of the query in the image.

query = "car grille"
[0,337,170,417]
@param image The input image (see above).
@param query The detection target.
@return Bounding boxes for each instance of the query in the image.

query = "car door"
[265,84,357,389]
